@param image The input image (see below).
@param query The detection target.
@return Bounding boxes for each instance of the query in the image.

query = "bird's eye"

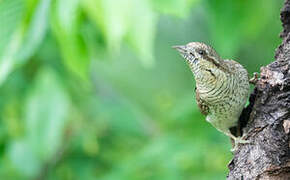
[198,50,206,55]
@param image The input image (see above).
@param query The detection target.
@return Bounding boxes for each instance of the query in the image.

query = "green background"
[0,0,283,179]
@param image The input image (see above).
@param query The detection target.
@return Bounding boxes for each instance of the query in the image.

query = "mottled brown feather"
[195,87,209,115]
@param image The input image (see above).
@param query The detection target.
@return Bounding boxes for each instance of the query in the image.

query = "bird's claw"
[231,136,250,152]
[249,72,259,84]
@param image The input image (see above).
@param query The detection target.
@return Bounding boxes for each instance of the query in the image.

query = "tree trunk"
[227,1,290,179]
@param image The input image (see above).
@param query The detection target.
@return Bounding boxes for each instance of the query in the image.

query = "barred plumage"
[173,42,250,151]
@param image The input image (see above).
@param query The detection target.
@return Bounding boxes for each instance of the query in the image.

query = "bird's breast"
[197,72,249,110]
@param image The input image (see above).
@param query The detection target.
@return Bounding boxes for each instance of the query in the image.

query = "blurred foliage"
[0,0,283,179]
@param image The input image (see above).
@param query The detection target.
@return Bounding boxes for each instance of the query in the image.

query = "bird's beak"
[172,45,187,55]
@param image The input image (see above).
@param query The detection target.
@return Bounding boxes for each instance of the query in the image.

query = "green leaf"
[25,68,69,160]
[81,0,106,35]
[16,0,51,61]
[0,0,50,85]
[0,0,24,58]
[8,68,70,177]
[126,0,157,67]
[51,0,90,80]
[101,0,132,52]
[83,0,157,66]
[8,140,41,177]
[0,0,24,84]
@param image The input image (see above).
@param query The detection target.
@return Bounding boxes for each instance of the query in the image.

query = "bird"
[173,42,257,151]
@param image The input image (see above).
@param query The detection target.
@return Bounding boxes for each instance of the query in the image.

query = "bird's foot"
[230,136,250,152]
[249,72,259,84]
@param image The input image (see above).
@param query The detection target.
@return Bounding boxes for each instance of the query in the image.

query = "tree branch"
[227,0,290,179]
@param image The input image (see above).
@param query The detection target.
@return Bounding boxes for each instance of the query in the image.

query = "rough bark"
[227,1,290,179]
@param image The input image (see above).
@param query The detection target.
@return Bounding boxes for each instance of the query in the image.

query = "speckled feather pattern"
[199,60,250,134]
[175,42,250,137]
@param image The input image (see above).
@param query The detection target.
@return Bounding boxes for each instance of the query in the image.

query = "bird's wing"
[195,87,209,115]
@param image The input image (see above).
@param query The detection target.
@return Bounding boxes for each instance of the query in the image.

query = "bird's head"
[173,42,227,76]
